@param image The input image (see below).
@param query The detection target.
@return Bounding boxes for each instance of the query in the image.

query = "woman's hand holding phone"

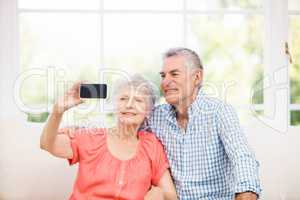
[53,81,84,114]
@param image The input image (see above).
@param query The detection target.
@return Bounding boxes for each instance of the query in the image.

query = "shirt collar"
[188,88,205,116]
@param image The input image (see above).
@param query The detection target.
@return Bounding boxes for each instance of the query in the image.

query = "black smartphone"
[80,84,107,99]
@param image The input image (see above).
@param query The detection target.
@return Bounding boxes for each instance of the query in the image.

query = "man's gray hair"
[113,74,157,108]
[163,47,203,70]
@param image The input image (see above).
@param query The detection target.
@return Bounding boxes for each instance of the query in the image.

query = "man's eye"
[160,74,165,79]
[120,97,128,101]
[171,73,179,76]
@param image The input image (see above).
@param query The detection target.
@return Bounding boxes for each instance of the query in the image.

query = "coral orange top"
[59,128,169,200]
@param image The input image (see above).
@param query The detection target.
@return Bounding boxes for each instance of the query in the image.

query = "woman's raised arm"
[40,81,83,159]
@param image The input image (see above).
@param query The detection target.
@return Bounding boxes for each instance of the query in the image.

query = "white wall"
[244,118,300,200]
[0,117,76,200]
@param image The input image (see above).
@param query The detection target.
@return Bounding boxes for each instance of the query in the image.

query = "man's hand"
[144,186,164,200]
[235,192,258,200]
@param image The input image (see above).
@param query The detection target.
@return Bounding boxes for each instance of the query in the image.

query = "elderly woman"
[40,75,177,200]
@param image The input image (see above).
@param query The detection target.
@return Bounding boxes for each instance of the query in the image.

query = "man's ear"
[193,69,203,87]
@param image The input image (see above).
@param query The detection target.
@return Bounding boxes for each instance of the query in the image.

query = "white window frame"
[261,0,300,130]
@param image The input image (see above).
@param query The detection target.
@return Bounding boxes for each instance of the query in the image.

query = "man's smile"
[164,88,178,95]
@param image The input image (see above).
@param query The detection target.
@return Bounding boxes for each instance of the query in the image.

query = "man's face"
[160,55,202,106]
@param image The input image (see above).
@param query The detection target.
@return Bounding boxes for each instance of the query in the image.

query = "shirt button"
[119,180,123,185]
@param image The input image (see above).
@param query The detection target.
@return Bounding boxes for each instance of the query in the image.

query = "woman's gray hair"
[112,74,157,131]
[113,74,157,109]
[163,47,203,70]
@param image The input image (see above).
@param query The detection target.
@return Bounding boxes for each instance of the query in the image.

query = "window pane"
[103,14,183,98]
[104,0,182,10]
[187,14,264,106]
[18,0,100,10]
[20,13,101,105]
[289,0,300,11]
[289,15,300,104]
[187,0,262,10]
[291,111,300,126]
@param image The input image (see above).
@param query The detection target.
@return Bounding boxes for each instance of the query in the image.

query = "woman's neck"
[113,123,139,140]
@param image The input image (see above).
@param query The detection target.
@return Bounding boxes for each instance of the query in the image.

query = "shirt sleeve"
[150,136,170,186]
[147,108,157,133]
[216,103,262,197]
[57,127,84,166]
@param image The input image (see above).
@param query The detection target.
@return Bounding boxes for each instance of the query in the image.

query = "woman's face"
[116,86,151,127]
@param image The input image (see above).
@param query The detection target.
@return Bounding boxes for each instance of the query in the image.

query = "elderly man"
[148,47,261,200]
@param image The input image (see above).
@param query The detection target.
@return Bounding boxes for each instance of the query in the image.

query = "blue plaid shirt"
[149,90,261,200]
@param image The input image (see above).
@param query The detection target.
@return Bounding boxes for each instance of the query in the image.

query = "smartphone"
[80,84,107,99]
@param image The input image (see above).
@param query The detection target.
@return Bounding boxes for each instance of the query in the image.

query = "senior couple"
[40,48,262,200]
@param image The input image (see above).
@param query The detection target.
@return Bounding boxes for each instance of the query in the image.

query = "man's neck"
[175,88,199,120]
[174,89,199,131]
[176,106,189,120]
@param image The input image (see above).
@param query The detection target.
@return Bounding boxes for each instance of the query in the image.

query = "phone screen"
[80,84,107,99]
